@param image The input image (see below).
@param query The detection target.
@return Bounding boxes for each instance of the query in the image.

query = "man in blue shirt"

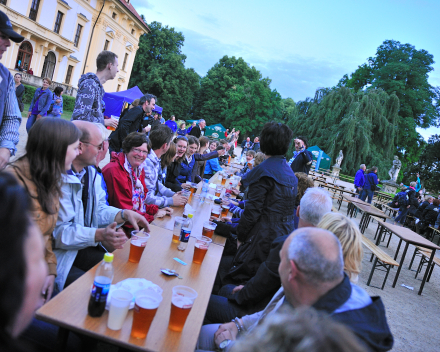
[354,164,366,196]
[165,115,178,133]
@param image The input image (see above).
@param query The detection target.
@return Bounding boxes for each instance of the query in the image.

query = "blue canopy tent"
[103,86,163,117]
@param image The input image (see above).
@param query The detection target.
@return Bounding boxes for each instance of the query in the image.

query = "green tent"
[204,123,227,139]
[307,146,332,171]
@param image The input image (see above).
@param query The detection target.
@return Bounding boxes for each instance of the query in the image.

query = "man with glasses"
[53,121,149,291]
[109,94,156,153]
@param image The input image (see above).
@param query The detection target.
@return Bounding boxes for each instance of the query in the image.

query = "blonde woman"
[317,212,363,283]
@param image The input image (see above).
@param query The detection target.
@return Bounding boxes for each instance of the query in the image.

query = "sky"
[131,0,440,139]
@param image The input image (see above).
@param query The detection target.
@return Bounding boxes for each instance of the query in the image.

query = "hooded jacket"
[71,73,105,124]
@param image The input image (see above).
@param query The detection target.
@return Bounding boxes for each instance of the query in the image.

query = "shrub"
[62,95,76,111]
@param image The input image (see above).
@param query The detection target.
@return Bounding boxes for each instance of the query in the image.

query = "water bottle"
[177,214,193,251]
[201,179,209,202]
[88,253,114,317]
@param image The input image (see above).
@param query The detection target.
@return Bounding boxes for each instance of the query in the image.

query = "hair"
[130,99,140,109]
[299,188,333,226]
[425,195,433,202]
[288,228,344,285]
[198,119,205,124]
[122,132,150,154]
[260,122,293,155]
[433,199,440,206]
[93,122,107,142]
[199,136,210,148]
[296,135,309,148]
[179,122,186,129]
[216,145,225,151]
[173,136,188,163]
[96,51,118,71]
[317,213,363,282]
[15,118,81,214]
[53,86,63,96]
[149,124,173,150]
[254,152,266,167]
[42,77,52,85]
[367,166,378,174]
[187,136,200,148]
[210,140,218,148]
[410,181,417,188]
[294,172,315,206]
[231,307,368,352]
[161,142,177,169]
[14,72,22,79]
[0,173,33,333]
[246,150,256,158]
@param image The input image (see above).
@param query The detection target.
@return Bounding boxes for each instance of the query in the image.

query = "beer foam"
[136,296,161,309]
[172,295,193,309]
[195,243,209,250]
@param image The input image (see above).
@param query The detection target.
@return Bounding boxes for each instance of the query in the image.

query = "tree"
[287,87,399,179]
[339,40,440,163]
[128,21,200,119]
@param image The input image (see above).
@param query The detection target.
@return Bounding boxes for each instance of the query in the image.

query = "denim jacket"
[28,87,52,115]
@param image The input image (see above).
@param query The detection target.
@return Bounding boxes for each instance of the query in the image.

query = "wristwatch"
[219,339,231,351]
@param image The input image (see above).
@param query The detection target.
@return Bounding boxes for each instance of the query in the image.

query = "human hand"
[163,207,173,215]
[237,240,241,248]
[214,322,238,348]
[42,275,56,304]
[417,173,420,177]
[231,285,244,294]
[181,183,191,190]
[122,210,150,231]
[231,188,239,195]
[96,222,127,251]
[104,118,119,129]
[218,149,226,156]
[144,125,151,133]
[0,148,11,170]
[407,205,410,209]
[155,209,167,218]
[37,114,42,120]
[27,111,32,118]
[221,198,230,206]
[172,193,188,206]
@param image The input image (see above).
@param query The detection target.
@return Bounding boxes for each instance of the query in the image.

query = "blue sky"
[131,0,440,139]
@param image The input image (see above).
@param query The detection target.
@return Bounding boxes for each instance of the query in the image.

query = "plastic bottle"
[201,179,209,202]
[177,214,193,251]
[88,253,114,317]
[225,182,233,195]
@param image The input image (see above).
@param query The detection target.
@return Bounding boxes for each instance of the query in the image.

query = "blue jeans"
[360,189,374,204]
[395,207,409,224]
[26,114,38,132]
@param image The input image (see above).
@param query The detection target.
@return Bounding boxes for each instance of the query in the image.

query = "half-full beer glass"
[168,286,198,331]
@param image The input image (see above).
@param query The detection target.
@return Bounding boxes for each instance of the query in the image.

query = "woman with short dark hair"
[47,86,64,119]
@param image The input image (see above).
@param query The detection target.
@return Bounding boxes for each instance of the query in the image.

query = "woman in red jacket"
[102,132,172,224]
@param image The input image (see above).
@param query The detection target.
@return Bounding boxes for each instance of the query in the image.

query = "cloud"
[196,13,220,27]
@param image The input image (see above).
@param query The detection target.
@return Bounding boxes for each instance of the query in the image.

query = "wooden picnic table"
[344,195,373,216]
[36,223,225,352]
[374,220,440,295]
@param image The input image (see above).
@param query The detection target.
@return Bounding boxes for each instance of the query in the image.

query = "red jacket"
[102,152,158,223]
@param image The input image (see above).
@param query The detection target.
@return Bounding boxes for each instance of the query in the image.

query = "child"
[236,150,256,177]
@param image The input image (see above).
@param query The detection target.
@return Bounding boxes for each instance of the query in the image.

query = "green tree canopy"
[287,87,399,179]
[128,21,200,119]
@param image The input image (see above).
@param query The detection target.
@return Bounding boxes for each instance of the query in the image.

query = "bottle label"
[90,280,111,303]
[179,228,191,243]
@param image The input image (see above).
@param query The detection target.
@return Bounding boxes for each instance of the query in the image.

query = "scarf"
[124,156,146,213]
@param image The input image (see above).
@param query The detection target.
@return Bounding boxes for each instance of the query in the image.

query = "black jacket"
[188,125,202,138]
[165,161,183,192]
[422,203,440,225]
[414,201,430,219]
[109,106,145,151]
[402,188,419,215]
[192,150,219,182]
[290,149,313,174]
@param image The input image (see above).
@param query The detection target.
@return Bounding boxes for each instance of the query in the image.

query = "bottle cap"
[103,253,114,263]
[188,213,193,219]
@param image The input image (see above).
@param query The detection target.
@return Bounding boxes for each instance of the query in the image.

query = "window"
[131,29,135,35]
[74,24,82,47]
[29,0,41,21]
[0,0,7,5]
[65,65,74,84]
[117,84,121,92]
[122,53,129,71]
[15,41,33,71]
[104,40,109,51]
[112,12,117,19]
[41,51,56,80]
[54,11,64,34]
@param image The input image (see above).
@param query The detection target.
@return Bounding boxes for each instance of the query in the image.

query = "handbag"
[368,174,377,191]
[47,93,55,114]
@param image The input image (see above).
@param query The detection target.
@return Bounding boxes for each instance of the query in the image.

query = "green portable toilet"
[307,146,332,171]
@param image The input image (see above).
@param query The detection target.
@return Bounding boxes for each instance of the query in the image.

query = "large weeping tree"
[288,87,399,179]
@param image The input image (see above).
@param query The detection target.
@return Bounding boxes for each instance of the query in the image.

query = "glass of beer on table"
[189,182,198,194]
[215,185,222,197]
[172,217,185,244]
[202,221,217,238]
[107,290,134,330]
[193,236,212,264]
[131,290,163,339]
[221,204,230,218]
[210,205,221,219]
[129,231,150,263]
[168,286,198,332]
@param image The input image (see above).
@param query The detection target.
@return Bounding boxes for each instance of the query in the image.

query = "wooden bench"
[415,249,440,284]
[362,236,399,289]
[409,245,432,271]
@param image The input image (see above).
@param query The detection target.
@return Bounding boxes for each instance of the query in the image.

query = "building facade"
[1,0,148,96]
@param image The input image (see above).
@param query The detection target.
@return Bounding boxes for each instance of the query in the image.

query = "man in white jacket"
[53,121,149,291]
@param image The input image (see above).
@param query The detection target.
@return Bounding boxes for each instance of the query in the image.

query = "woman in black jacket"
[414,195,433,219]
[165,136,189,192]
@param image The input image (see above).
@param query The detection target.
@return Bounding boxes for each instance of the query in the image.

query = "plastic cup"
[107,290,133,330]
[221,204,230,218]
[210,205,221,219]
[215,185,222,197]
[193,236,212,264]
[168,286,198,331]
[202,221,217,239]
[172,217,185,244]
[130,291,163,339]
[106,115,120,131]
[129,231,150,263]
[189,182,198,194]
[182,189,191,199]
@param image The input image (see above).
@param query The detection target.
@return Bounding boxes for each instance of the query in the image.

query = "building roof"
[116,0,150,32]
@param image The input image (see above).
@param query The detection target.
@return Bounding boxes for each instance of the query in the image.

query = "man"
[165,115,178,134]
[354,164,366,196]
[189,119,206,138]
[205,187,333,324]
[53,121,149,291]
[143,124,188,208]
[240,137,253,163]
[252,136,260,152]
[71,50,119,129]
[0,11,23,170]
[288,136,313,174]
[108,94,156,153]
[197,228,393,352]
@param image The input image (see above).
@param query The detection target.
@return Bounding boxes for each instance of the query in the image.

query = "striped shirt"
[0,70,21,154]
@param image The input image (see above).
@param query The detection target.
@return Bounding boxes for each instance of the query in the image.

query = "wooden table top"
[344,195,371,206]
[36,224,224,352]
[354,203,389,218]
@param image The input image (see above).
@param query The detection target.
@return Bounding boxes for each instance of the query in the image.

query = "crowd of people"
[0,12,396,352]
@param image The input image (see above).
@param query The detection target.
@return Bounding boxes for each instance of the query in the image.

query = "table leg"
[418,249,436,295]
[375,224,384,245]
[392,242,409,288]
[55,327,69,352]
[394,239,402,261]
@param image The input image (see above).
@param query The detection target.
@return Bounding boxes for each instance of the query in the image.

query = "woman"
[194,136,215,181]
[47,86,64,118]
[159,142,177,185]
[360,166,379,204]
[177,122,187,136]
[418,198,440,233]
[7,118,81,302]
[204,144,225,179]
[292,172,315,229]
[0,173,48,351]
[26,78,53,132]
[165,136,190,192]
[14,73,25,113]
[317,212,363,283]
[103,132,170,223]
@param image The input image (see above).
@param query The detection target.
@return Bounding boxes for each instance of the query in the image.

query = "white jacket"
[53,166,120,290]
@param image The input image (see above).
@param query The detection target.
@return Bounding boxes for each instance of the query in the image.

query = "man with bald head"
[197,228,393,352]
[53,121,149,291]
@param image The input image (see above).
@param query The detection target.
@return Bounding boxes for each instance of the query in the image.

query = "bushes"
[62,95,75,111]
[22,84,75,111]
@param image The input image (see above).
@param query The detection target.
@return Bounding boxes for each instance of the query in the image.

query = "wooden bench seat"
[362,236,399,289]
[414,248,440,284]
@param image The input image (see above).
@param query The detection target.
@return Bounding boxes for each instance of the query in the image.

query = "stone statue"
[335,150,344,167]
[388,155,401,182]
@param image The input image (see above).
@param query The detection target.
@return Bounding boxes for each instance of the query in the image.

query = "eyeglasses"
[83,141,104,151]
[132,148,149,156]
[175,136,188,141]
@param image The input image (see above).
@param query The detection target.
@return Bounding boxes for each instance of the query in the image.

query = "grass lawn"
[21,103,72,121]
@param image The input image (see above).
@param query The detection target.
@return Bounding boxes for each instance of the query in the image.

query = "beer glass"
[107,290,133,330]
[221,174,227,186]
[168,286,198,331]
[130,291,163,339]
[172,217,185,244]
[189,182,198,194]
[221,204,229,218]
[215,185,222,197]
[129,231,150,263]
[210,205,221,219]
[202,221,217,239]
[193,236,212,264]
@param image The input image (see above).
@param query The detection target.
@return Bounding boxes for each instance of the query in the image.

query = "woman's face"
[181,123,186,130]
[126,143,149,169]
[188,143,199,156]
[209,142,217,152]
[10,221,47,338]
[65,140,80,171]
[60,91,64,96]
[42,80,50,89]
[176,140,188,157]
[14,74,22,84]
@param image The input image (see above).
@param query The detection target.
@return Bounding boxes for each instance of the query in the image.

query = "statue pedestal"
[381,180,399,195]
[331,164,341,178]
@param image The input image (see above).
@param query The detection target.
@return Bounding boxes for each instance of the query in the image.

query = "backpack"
[396,190,410,207]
